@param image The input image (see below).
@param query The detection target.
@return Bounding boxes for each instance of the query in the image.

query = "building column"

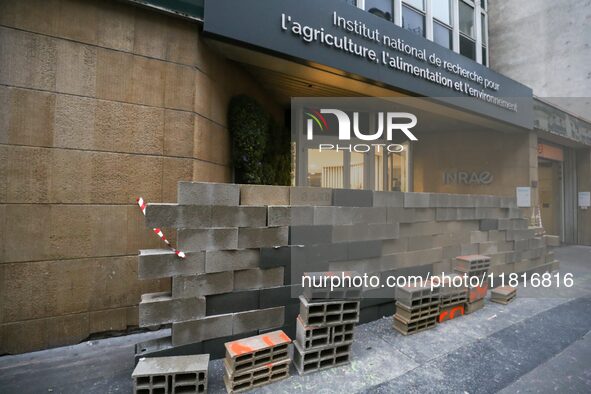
[528,131,539,223]
[576,148,591,245]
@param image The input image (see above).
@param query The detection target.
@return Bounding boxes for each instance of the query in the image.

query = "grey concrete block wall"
[172,272,233,298]
[204,249,259,273]
[178,182,240,206]
[139,292,206,327]
[139,249,205,279]
[178,228,238,251]
[138,182,556,359]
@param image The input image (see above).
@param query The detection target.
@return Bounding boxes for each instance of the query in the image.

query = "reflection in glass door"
[375,149,384,191]
[307,149,344,188]
[388,143,409,192]
[350,152,365,190]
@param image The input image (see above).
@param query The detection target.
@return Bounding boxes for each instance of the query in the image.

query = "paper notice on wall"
[579,192,591,208]
[516,187,531,208]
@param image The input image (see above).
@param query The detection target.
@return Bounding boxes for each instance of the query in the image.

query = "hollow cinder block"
[479,219,499,231]
[259,285,301,308]
[259,246,295,269]
[301,271,363,300]
[453,254,491,274]
[172,272,234,298]
[298,296,360,326]
[132,354,209,394]
[135,336,203,364]
[233,267,284,291]
[178,181,240,206]
[289,186,332,206]
[373,191,404,207]
[211,206,267,228]
[204,249,259,273]
[224,329,291,369]
[177,228,238,252]
[289,225,333,245]
[240,185,290,206]
[543,234,560,247]
[139,249,205,279]
[464,298,485,314]
[437,304,465,323]
[394,282,440,309]
[206,290,261,316]
[332,189,373,207]
[232,307,285,335]
[394,301,439,323]
[490,286,517,304]
[267,206,314,226]
[238,227,288,248]
[393,314,437,335]
[223,359,290,393]
[139,292,206,327]
[505,229,536,241]
[295,317,354,351]
[292,341,351,375]
[145,203,212,228]
[403,192,431,208]
[313,206,356,225]
[350,207,388,224]
[172,314,234,346]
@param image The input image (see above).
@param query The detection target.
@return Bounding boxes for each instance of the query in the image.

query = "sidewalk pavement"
[1,246,590,394]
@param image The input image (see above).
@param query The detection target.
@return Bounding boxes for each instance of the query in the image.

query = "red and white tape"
[137,197,186,259]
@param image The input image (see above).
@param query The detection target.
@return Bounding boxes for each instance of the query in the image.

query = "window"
[433,21,452,49]
[459,1,476,60]
[307,150,344,188]
[351,152,364,190]
[482,46,487,66]
[388,147,408,192]
[481,0,487,10]
[375,149,384,191]
[403,0,424,11]
[432,0,451,25]
[365,0,393,22]
[460,35,476,60]
[432,0,452,49]
[459,1,475,38]
[481,13,487,45]
[402,4,425,37]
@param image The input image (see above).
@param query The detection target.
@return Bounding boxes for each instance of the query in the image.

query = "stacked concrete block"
[490,286,517,305]
[140,293,206,327]
[178,182,240,206]
[139,249,205,279]
[464,298,484,314]
[299,296,360,327]
[543,235,561,247]
[172,307,285,346]
[393,283,440,335]
[432,274,468,323]
[132,354,209,394]
[453,254,491,314]
[302,271,363,300]
[294,292,359,374]
[137,182,557,360]
[223,330,291,393]
[453,254,491,280]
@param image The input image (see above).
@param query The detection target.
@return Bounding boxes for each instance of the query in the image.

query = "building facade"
[488,0,591,246]
[0,0,589,354]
